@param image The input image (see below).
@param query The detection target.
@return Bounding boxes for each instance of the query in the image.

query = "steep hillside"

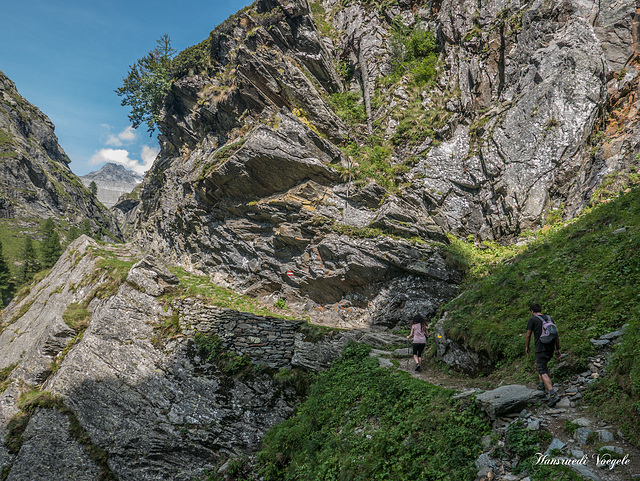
[436,185,640,443]
[0,69,123,274]
[0,236,405,479]
[122,0,640,330]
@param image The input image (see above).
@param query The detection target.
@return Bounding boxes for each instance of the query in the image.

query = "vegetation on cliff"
[115,33,176,134]
[257,342,489,480]
[442,186,640,444]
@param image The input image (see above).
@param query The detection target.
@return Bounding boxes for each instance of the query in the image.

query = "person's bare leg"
[541,373,553,392]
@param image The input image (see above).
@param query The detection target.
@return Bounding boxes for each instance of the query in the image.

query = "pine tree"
[0,239,15,308]
[40,218,62,269]
[89,181,98,195]
[81,219,92,237]
[66,225,81,243]
[20,237,41,284]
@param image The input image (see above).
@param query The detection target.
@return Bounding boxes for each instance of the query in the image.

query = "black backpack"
[536,315,558,344]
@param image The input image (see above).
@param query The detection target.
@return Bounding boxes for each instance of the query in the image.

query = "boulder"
[126,255,180,296]
[475,385,545,419]
[434,314,491,375]
[574,427,594,445]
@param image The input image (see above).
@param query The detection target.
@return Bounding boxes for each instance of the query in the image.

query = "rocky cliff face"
[0,70,121,237]
[123,0,639,330]
[0,236,401,480]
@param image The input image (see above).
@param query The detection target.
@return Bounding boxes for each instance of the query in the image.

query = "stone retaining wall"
[174,298,303,369]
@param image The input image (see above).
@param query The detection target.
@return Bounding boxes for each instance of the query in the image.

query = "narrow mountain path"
[389,343,640,481]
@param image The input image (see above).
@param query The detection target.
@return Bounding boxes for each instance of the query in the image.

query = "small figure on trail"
[525,302,562,406]
[407,315,428,372]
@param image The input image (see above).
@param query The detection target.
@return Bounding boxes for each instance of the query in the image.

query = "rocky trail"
[367,329,640,481]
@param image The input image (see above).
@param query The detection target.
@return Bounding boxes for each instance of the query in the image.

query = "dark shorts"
[535,351,553,375]
[413,343,425,357]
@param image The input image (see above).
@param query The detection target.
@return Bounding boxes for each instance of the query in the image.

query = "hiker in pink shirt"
[407,315,428,372]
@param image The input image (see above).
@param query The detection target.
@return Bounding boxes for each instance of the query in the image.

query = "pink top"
[412,323,426,343]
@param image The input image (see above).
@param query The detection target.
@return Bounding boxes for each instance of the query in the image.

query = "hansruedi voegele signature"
[534,452,631,471]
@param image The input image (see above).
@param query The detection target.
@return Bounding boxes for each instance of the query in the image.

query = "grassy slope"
[442,187,640,445]
[256,343,583,481]
[0,218,44,278]
[257,343,489,480]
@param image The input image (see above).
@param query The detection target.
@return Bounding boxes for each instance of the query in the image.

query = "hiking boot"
[537,382,545,391]
[415,364,421,372]
[547,393,560,407]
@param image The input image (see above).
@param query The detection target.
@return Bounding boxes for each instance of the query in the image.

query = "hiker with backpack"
[407,315,428,372]
[525,302,562,406]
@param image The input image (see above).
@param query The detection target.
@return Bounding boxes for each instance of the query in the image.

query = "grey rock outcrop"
[1,234,401,479]
[0,70,121,237]
[0,240,312,480]
[127,255,179,296]
[434,313,491,375]
[122,0,640,338]
[475,385,545,419]
[6,409,100,481]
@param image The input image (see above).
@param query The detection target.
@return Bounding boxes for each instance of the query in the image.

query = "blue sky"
[0,0,252,176]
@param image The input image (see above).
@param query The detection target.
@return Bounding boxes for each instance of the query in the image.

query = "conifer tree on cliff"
[116,33,175,134]
[20,237,41,284]
[0,239,15,308]
[40,218,62,269]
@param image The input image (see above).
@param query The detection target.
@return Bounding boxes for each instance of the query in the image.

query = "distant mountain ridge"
[80,163,142,208]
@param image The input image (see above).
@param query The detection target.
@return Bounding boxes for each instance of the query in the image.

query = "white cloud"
[90,146,158,175]
[141,145,160,172]
[105,126,138,147]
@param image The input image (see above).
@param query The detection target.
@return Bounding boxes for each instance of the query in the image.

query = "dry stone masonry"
[174,298,303,369]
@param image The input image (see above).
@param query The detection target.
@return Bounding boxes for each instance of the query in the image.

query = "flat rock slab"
[475,385,545,419]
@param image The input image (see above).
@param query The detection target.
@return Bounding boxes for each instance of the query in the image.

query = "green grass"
[257,342,489,480]
[166,267,301,320]
[0,218,44,279]
[62,303,91,332]
[0,363,16,393]
[441,186,640,445]
[443,187,640,363]
[499,421,583,480]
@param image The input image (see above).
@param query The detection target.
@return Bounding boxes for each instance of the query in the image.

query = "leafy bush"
[388,24,439,86]
[257,342,489,480]
[115,34,175,133]
[328,91,366,126]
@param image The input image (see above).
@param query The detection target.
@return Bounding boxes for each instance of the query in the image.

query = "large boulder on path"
[475,385,545,419]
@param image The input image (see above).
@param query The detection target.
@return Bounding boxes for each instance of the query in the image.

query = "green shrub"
[328,91,366,126]
[173,38,211,78]
[257,342,489,480]
[443,187,640,367]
